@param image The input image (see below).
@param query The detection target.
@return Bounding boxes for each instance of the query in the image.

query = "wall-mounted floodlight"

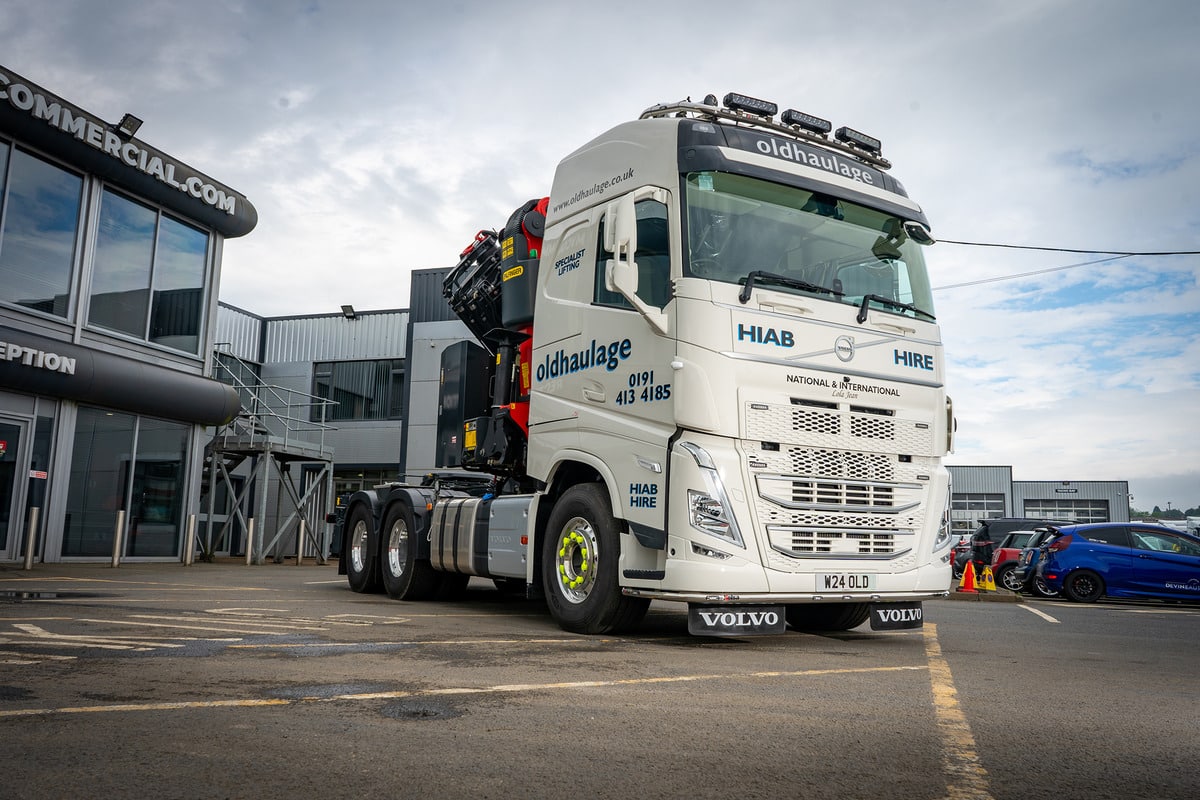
[340,304,357,319]
[116,113,143,137]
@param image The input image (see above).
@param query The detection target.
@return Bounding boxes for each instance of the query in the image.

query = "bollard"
[183,514,197,566]
[296,519,306,565]
[111,510,126,568]
[23,507,41,570]
[245,518,255,565]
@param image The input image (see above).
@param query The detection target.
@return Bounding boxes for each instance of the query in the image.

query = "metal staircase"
[202,349,338,564]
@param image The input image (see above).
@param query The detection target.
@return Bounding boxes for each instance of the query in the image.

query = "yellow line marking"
[0,664,923,719]
[924,623,995,800]
[74,617,321,634]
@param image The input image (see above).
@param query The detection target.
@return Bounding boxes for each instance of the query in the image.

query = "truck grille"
[768,526,903,556]
[746,401,933,454]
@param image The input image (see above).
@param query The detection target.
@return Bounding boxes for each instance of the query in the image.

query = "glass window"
[127,417,189,557]
[1077,525,1130,547]
[62,408,190,558]
[1132,530,1200,556]
[88,188,210,354]
[89,191,156,337]
[0,148,83,317]
[594,199,672,310]
[63,408,137,557]
[683,171,935,321]
[1023,499,1109,524]
[313,360,406,421]
[150,215,208,353]
[950,493,1005,532]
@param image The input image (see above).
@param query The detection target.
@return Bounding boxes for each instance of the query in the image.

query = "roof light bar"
[723,92,777,118]
[834,126,882,155]
[781,109,832,135]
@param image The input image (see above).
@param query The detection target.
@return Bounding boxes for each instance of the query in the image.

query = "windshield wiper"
[738,270,843,304]
[856,294,936,324]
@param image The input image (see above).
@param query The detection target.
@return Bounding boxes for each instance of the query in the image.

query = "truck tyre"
[380,503,441,600]
[345,503,381,594]
[542,483,649,635]
[785,603,870,632]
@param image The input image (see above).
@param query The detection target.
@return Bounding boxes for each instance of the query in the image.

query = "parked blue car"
[1037,523,1200,603]
[1012,527,1062,597]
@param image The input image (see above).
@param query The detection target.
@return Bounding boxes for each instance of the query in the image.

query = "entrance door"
[0,417,30,559]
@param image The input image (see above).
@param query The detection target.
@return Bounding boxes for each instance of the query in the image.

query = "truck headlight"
[932,478,953,554]
[680,442,745,548]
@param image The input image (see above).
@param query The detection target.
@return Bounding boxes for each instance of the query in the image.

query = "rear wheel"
[786,603,870,632]
[1032,575,1058,598]
[344,503,380,593]
[380,503,441,600]
[541,483,649,634]
[996,563,1022,592]
[1062,569,1104,603]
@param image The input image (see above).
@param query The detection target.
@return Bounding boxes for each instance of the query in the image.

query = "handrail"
[209,345,338,455]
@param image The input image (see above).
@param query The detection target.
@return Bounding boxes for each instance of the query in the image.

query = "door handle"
[582,387,606,403]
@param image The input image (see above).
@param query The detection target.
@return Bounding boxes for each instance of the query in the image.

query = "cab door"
[1129,528,1200,599]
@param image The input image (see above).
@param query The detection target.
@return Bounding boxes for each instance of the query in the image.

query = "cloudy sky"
[2,0,1197,513]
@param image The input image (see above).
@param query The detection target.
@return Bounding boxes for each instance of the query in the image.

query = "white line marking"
[1020,605,1060,623]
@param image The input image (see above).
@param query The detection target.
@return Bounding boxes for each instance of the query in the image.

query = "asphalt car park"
[1,562,1198,800]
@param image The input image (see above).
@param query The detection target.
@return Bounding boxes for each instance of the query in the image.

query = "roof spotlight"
[723,93,777,118]
[781,109,832,135]
[834,126,883,155]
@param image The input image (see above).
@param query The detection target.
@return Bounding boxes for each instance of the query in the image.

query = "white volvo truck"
[339,92,955,636]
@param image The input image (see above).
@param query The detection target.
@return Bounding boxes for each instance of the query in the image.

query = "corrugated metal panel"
[948,466,1013,495]
[214,303,263,362]
[411,268,456,324]
[264,310,409,362]
[1013,481,1131,522]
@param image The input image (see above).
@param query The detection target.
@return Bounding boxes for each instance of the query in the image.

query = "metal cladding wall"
[409,268,457,324]
[214,303,264,363]
[1014,480,1131,523]
[264,311,408,363]
[948,466,1014,506]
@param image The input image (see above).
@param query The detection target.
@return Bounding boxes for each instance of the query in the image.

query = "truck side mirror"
[604,189,669,335]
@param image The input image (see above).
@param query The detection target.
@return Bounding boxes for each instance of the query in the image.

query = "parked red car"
[990,530,1039,591]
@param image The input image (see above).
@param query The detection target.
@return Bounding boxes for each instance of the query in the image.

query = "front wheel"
[786,603,870,632]
[541,483,649,635]
[344,503,380,594]
[1062,569,1105,603]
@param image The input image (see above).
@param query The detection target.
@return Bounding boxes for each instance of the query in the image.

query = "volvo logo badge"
[834,335,855,362]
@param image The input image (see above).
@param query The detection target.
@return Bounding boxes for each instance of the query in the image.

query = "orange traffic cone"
[980,566,997,592]
[958,561,977,593]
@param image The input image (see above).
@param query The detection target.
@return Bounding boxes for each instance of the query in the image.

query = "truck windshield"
[684,171,936,320]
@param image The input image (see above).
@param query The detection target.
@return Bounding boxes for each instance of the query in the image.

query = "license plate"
[817,573,877,591]
[869,602,923,630]
[688,605,786,637]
